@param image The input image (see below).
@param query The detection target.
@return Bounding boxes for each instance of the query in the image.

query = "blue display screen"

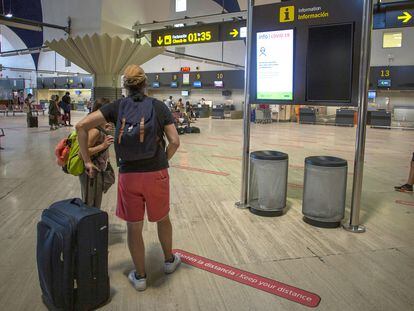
[378,79,391,88]
[152,82,160,88]
[368,91,376,99]
[171,82,178,88]
[193,81,202,88]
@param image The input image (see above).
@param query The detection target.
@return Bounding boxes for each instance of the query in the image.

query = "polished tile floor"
[0,112,413,310]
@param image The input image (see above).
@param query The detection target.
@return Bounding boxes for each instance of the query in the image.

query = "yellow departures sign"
[398,11,412,24]
[153,31,213,46]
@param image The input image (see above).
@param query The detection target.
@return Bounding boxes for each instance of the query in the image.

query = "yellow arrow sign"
[230,29,239,38]
[397,11,412,24]
[157,36,163,45]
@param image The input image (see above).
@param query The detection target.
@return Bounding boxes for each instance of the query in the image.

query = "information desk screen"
[256,29,294,101]
[152,82,160,88]
[306,24,353,102]
[181,90,189,96]
[170,82,178,88]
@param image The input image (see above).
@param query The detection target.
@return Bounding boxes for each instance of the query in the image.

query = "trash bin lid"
[305,156,347,167]
[250,151,288,161]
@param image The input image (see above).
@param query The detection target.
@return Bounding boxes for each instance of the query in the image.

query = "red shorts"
[116,169,170,223]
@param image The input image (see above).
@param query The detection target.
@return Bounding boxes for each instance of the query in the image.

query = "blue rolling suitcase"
[37,198,110,310]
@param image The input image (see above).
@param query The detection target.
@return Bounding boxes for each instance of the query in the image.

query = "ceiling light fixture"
[5,0,12,18]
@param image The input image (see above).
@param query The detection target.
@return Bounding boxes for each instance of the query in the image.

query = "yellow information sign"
[279,6,295,23]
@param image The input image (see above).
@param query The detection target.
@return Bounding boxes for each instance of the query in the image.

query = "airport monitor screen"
[256,29,294,101]
[181,90,189,96]
[152,81,160,88]
[368,91,376,99]
[214,81,224,88]
[171,81,178,88]
[193,81,202,88]
[183,74,190,85]
[378,79,391,88]
[306,24,354,102]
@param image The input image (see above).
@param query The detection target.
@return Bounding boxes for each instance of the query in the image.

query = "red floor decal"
[171,165,230,176]
[395,200,414,207]
[212,155,242,161]
[288,183,304,189]
[173,249,321,308]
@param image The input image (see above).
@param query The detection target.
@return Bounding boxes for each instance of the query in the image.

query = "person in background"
[78,98,114,209]
[61,91,72,126]
[394,153,414,193]
[166,96,173,108]
[48,95,60,130]
[200,98,206,105]
[18,91,25,109]
[76,64,181,292]
[177,98,185,113]
[24,93,34,112]
[86,98,93,113]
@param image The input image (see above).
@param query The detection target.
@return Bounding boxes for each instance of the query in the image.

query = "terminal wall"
[37,52,90,76]
[41,0,102,41]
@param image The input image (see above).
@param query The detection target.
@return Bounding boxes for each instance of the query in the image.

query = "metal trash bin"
[302,156,348,228]
[249,151,288,217]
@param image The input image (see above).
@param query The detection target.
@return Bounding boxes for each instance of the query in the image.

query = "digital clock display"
[152,25,219,47]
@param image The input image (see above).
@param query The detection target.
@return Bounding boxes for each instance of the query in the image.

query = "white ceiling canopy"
[46,33,164,75]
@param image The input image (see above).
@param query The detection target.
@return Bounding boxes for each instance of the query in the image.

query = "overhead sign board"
[386,9,413,28]
[151,21,246,47]
[220,20,247,42]
[151,24,219,47]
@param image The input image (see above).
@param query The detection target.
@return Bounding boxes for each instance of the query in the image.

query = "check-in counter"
[299,108,316,124]
[194,105,211,118]
[371,110,391,127]
[212,105,226,119]
[335,109,355,127]
[394,106,414,122]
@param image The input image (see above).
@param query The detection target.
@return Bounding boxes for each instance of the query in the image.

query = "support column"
[343,0,373,233]
[235,0,254,209]
[92,73,122,102]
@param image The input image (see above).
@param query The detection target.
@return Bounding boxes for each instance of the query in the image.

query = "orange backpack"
[55,137,71,166]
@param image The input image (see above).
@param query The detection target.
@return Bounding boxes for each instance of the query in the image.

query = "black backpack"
[114,97,159,162]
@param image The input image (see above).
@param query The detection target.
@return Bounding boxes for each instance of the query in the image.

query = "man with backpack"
[76,64,181,292]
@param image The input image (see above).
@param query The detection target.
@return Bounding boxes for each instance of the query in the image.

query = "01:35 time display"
[188,31,212,43]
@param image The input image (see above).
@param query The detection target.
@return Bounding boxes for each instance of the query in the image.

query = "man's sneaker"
[128,270,147,291]
[164,253,181,274]
[394,184,413,193]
